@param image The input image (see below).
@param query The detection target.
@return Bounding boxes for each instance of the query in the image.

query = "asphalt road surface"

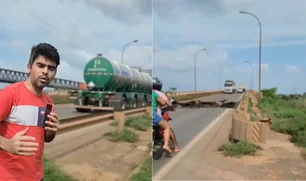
[196,92,243,102]
[54,104,91,120]
[153,93,243,175]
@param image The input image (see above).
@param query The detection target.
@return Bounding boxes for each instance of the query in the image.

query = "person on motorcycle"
[153,77,180,153]
[170,97,178,105]
[152,78,172,154]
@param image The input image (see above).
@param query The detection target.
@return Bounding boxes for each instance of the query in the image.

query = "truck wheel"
[141,101,146,107]
[133,99,137,108]
[121,99,126,110]
[76,108,91,113]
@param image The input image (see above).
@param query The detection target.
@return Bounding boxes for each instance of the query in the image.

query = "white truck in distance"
[237,83,245,93]
[224,80,236,94]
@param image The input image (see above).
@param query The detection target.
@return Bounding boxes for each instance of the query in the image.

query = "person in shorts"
[152,79,172,153]
[153,78,180,152]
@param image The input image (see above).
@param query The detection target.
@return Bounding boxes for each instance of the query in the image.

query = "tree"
[169,87,177,92]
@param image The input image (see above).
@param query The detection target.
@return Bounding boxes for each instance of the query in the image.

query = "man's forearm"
[44,131,56,142]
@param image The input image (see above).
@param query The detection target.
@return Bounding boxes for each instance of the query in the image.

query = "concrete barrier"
[113,111,125,132]
[231,117,268,144]
[252,121,269,143]
[231,91,269,144]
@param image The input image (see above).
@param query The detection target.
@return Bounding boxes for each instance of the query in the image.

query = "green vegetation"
[247,98,257,121]
[110,114,151,131]
[302,149,306,160]
[110,120,118,127]
[50,96,75,104]
[107,114,152,142]
[174,94,205,101]
[173,93,220,101]
[104,128,139,143]
[163,86,222,101]
[44,157,77,181]
[44,114,151,181]
[218,140,257,157]
[125,114,151,131]
[107,114,152,180]
[258,87,306,148]
[129,156,152,181]
[248,98,253,112]
[165,87,177,94]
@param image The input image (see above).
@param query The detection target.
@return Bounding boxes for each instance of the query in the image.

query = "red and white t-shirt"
[0,81,52,181]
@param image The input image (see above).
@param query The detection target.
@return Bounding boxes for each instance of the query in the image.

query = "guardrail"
[47,90,225,96]
[57,107,151,134]
[166,90,223,97]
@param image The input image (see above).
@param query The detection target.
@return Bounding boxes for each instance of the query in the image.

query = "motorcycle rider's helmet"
[152,77,162,91]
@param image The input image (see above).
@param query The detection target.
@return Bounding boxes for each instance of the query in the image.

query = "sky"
[1,0,305,95]
[153,0,306,94]
[0,0,152,89]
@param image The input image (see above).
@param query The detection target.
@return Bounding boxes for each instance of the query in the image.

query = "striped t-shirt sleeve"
[0,91,13,121]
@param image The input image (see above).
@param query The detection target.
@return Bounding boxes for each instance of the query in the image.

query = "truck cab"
[237,88,243,93]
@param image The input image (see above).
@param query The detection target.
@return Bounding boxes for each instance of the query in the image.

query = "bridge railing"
[165,90,224,97]
[0,68,86,90]
[46,90,225,96]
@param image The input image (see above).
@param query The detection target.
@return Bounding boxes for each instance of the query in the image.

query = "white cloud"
[152,0,306,94]
[105,45,152,68]
[0,0,152,83]
[154,44,227,72]
[261,64,269,69]
[153,0,306,46]
[284,65,301,73]
[219,39,306,49]
[82,0,151,24]
[154,44,231,91]
[153,42,276,92]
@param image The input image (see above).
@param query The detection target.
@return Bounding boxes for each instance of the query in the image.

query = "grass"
[50,96,75,104]
[248,98,257,122]
[43,112,150,181]
[248,98,253,113]
[125,114,151,131]
[104,128,139,143]
[128,156,152,181]
[44,157,77,181]
[110,114,151,132]
[174,94,205,101]
[173,92,221,101]
[258,87,306,148]
[110,120,118,127]
[301,149,306,161]
[218,140,257,157]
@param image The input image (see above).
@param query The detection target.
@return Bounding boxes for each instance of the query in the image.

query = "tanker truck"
[74,54,152,112]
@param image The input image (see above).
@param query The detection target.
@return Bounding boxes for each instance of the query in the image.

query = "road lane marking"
[153,108,230,180]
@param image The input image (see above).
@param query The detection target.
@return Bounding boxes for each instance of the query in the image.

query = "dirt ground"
[159,92,306,180]
[161,109,306,180]
[44,120,151,181]
[193,120,306,180]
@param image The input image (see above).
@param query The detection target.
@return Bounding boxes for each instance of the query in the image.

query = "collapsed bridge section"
[174,93,244,109]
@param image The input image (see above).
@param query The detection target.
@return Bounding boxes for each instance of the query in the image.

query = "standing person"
[0,43,61,181]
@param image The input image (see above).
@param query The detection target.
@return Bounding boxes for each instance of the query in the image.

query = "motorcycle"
[152,105,174,160]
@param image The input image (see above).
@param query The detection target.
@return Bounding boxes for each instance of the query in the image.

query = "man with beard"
[0,43,61,181]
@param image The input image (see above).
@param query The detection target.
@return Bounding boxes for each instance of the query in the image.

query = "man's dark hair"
[28,43,60,67]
